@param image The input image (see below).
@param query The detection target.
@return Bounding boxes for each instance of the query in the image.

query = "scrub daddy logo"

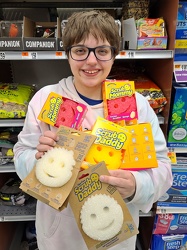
[74,173,102,202]
[95,128,127,150]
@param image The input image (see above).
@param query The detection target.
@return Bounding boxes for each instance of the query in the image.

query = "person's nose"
[86,51,97,64]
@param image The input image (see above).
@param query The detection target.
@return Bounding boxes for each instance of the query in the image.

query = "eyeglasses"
[67,45,116,61]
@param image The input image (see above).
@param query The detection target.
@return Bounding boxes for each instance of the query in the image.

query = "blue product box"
[157,166,187,208]
[151,234,187,250]
[178,2,187,20]
[167,84,187,148]
[153,214,187,235]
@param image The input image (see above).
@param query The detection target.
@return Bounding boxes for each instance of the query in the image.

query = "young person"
[13,10,172,250]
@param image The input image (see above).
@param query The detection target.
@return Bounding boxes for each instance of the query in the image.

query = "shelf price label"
[55,51,63,58]
[119,51,135,58]
[0,52,6,60]
[22,52,38,59]
[174,61,187,82]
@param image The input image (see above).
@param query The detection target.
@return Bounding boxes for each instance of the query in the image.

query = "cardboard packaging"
[38,92,87,130]
[84,117,132,170]
[23,16,58,51]
[103,80,138,124]
[167,84,187,148]
[68,161,138,250]
[122,17,167,50]
[120,123,158,170]
[20,126,96,210]
[0,20,23,50]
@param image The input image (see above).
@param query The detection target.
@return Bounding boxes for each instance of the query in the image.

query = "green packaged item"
[0,83,34,118]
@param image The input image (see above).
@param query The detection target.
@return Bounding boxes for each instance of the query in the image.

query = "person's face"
[68,34,114,99]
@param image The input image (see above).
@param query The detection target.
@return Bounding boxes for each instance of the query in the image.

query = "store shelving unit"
[0,0,179,249]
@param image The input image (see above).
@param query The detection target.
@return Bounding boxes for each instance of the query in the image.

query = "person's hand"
[99,169,136,200]
[35,130,59,159]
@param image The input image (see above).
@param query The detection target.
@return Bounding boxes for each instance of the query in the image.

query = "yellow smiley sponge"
[80,194,124,241]
[35,147,75,187]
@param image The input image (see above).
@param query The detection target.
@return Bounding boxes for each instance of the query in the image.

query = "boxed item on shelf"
[153,213,187,235]
[157,166,187,213]
[175,1,187,48]
[23,16,58,51]
[0,20,23,50]
[167,84,187,148]
[122,17,167,50]
[151,234,187,250]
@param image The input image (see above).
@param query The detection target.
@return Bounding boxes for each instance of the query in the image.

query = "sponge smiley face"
[85,144,123,170]
[35,147,75,187]
[80,194,124,241]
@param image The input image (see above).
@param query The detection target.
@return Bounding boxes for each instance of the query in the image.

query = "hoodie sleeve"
[127,93,173,213]
[13,89,55,180]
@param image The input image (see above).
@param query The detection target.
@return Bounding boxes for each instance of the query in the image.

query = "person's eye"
[97,48,109,55]
[74,47,87,55]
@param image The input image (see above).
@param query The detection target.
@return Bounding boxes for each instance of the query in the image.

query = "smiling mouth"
[84,70,99,74]
[93,158,108,166]
[99,220,114,230]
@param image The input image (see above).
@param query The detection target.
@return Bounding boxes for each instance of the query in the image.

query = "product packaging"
[20,126,96,210]
[68,161,139,250]
[84,117,132,170]
[38,92,87,130]
[103,80,138,125]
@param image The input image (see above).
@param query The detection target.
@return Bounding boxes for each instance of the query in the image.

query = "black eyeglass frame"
[67,45,116,61]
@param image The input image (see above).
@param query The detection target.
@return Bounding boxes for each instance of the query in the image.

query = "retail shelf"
[0,197,36,222]
[0,119,24,127]
[0,50,174,60]
[168,148,187,154]
[0,163,15,173]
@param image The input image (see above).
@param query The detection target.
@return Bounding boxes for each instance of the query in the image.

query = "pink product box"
[153,214,187,235]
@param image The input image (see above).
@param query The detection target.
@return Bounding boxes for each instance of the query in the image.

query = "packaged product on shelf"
[23,16,58,51]
[175,1,187,48]
[0,20,23,50]
[0,83,35,118]
[157,166,187,213]
[121,0,149,20]
[153,213,187,235]
[151,234,187,250]
[0,177,29,206]
[167,84,187,148]
[121,17,167,50]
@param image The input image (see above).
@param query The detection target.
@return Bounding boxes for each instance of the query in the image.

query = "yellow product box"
[68,161,138,250]
[38,92,87,129]
[103,80,138,124]
[84,117,132,170]
[120,123,158,170]
[20,126,96,210]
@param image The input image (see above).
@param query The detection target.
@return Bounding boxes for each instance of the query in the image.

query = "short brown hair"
[62,10,120,56]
